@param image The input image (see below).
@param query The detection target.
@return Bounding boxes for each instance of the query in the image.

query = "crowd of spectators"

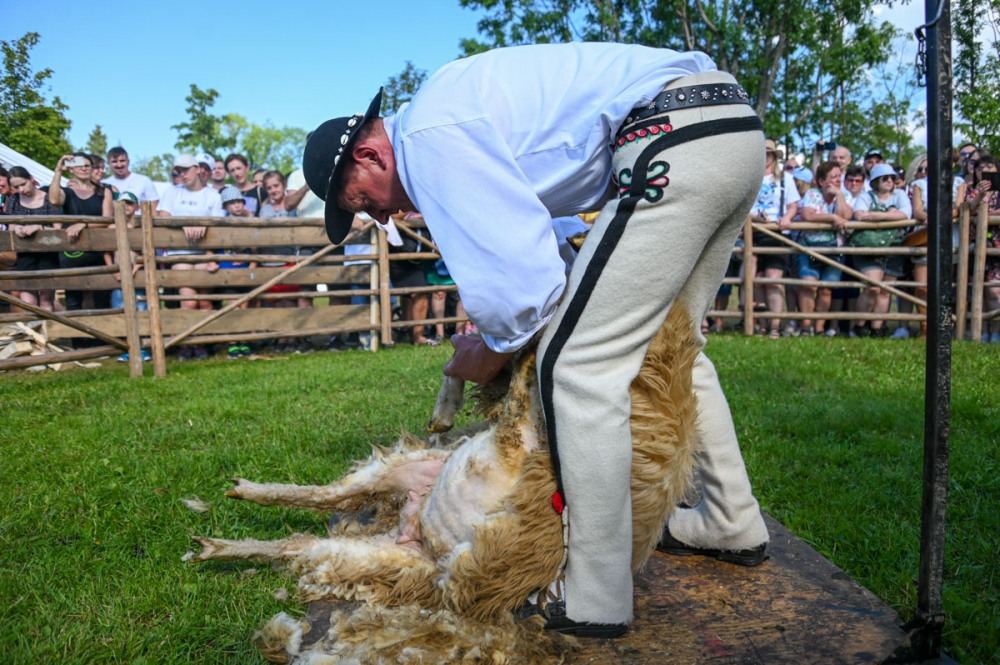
[0,147,470,360]
[716,140,1000,343]
[0,137,998,362]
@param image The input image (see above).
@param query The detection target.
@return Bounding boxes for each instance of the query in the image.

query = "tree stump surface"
[304,514,930,663]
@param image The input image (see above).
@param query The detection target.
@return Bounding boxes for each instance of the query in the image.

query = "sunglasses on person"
[916,166,928,174]
[783,164,796,171]
[960,150,975,157]
[845,177,864,184]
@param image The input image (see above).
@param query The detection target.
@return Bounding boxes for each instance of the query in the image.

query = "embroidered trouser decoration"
[536,77,769,626]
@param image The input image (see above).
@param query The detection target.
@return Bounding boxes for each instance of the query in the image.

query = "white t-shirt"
[286,169,326,220]
[158,184,223,217]
[752,172,801,232]
[388,42,718,352]
[102,172,160,202]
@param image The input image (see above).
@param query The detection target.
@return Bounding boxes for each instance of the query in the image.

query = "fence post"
[970,201,989,342]
[378,228,392,345]
[743,217,755,336]
[113,201,143,378]
[956,204,971,341]
[368,226,380,351]
[140,201,167,377]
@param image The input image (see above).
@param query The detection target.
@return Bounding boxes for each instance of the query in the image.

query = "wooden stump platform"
[304,515,945,663]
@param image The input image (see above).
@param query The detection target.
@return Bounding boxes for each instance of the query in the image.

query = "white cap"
[194,153,215,168]
[174,154,197,169]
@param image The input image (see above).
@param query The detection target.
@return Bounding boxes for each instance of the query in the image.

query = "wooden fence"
[2,201,998,376]
[0,202,463,376]
[711,202,999,340]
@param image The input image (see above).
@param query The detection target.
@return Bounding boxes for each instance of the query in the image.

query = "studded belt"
[622,82,751,128]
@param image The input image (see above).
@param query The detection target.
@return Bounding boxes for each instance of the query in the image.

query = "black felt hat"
[303,88,383,244]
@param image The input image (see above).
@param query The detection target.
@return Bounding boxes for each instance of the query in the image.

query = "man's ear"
[352,143,387,171]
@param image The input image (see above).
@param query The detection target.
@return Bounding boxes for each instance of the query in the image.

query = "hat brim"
[323,90,383,245]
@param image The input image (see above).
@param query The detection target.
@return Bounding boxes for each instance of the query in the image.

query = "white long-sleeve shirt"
[386,42,716,352]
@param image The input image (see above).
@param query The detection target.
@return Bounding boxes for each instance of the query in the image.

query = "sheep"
[188,302,701,664]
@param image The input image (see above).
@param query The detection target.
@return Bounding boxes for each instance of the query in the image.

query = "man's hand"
[443,335,514,386]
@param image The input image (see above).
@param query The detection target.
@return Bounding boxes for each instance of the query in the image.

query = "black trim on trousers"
[539,114,763,498]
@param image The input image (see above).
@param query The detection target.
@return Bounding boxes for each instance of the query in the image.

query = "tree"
[239,123,307,174]
[83,124,108,156]
[953,0,1000,155]
[0,32,73,167]
[171,84,242,157]
[382,61,428,114]
[131,153,175,182]
[458,0,900,151]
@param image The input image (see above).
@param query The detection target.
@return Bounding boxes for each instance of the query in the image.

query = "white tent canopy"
[0,142,66,187]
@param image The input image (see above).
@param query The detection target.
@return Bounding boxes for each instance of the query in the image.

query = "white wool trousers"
[536,71,769,626]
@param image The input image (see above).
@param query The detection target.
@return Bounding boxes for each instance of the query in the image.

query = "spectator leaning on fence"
[798,161,850,336]
[750,138,799,339]
[104,147,160,210]
[48,153,114,320]
[6,166,62,311]
[157,154,223,361]
[850,162,912,337]
[966,153,1000,343]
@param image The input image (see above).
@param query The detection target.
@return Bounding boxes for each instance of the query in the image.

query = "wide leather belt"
[623,82,751,127]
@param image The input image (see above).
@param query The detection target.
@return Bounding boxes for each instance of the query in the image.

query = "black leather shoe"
[656,525,768,566]
[517,600,629,638]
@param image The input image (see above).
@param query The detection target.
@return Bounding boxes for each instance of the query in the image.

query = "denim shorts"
[796,252,843,282]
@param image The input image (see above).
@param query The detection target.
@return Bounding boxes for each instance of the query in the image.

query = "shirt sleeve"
[208,190,224,217]
[142,177,159,202]
[853,193,872,213]
[894,190,913,217]
[158,187,177,215]
[395,118,567,353]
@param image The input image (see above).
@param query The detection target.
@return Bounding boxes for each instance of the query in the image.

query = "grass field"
[1,337,998,664]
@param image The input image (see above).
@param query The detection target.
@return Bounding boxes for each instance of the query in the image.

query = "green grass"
[1,339,998,664]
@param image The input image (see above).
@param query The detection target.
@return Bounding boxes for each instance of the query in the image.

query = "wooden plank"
[46,305,370,338]
[971,202,989,342]
[141,201,167,377]
[1,226,331,253]
[114,201,143,378]
[0,340,33,360]
[0,265,369,291]
[0,344,119,371]
[303,515,917,664]
[743,216,755,336]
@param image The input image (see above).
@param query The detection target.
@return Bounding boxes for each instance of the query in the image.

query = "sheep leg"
[428,374,466,433]
[190,533,442,607]
[189,534,319,563]
[226,449,451,510]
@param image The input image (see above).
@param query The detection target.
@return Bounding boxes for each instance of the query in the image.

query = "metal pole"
[884,1,952,661]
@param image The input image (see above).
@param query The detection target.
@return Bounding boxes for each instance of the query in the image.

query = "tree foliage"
[382,61,429,115]
[0,32,73,167]
[458,0,903,155]
[83,124,108,156]
[170,84,306,172]
[131,153,175,182]
[171,85,243,157]
[953,0,1000,155]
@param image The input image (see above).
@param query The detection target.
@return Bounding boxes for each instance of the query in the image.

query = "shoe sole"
[657,544,767,567]
[545,619,629,638]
